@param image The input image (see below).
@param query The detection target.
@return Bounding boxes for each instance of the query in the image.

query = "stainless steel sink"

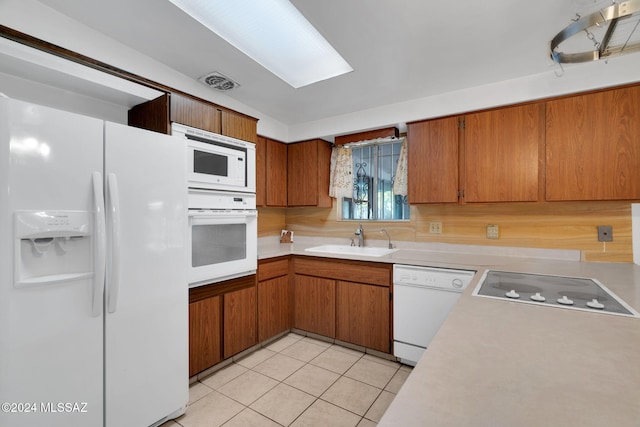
[305,244,398,257]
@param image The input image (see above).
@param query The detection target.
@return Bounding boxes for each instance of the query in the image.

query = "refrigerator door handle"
[107,173,121,314]
[92,172,106,317]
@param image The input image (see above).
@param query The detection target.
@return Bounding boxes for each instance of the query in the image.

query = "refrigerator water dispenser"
[14,211,92,287]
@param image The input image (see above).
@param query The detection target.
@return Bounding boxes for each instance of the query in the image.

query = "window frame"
[338,140,409,222]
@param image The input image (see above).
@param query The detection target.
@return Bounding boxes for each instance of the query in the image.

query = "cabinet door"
[266,139,288,206]
[294,275,335,337]
[221,110,258,143]
[288,142,317,207]
[407,117,460,203]
[336,281,390,353]
[128,94,171,134]
[170,93,221,133]
[288,140,332,207]
[223,286,257,359]
[546,86,640,201]
[189,297,222,377]
[256,136,267,207]
[464,104,543,202]
[258,276,291,342]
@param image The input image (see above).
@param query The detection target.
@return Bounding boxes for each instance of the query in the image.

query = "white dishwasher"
[393,264,475,365]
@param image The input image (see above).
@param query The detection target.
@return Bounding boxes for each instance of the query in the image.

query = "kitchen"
[1,0,640,426]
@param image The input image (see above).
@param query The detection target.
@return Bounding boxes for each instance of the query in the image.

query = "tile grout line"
[180,333,409,427]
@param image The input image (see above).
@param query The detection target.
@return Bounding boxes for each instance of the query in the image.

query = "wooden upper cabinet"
[128,93,258,142]
[256,136,267,207]
[221,110,258,143]
[128,94,170,134]
[464,103,543,203]
[287,139,332,207]
[546,86,640,201]
[170,93,221,133]
[407,117,460,203]
[266,139,288,206]
[256,136,287,207]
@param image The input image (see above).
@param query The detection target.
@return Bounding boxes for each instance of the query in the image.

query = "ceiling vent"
[198,71,240,91]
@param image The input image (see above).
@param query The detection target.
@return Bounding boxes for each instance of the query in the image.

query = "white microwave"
[172,123,256,193]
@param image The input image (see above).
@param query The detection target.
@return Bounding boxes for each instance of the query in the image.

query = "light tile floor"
[162,333,412,427]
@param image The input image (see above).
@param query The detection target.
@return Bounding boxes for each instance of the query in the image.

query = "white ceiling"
[36,0,616,128]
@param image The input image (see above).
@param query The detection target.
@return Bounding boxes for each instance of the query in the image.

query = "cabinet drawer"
[294,256,391,287]
[258,258,289,282]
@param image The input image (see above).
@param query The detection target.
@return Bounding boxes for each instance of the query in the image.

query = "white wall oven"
[188,190,257,287]
[173,123,256,193]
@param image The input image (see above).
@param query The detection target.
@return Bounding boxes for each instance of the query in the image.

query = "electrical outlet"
[487,224,499,239]
[597,225,613,242]
[429,222,442,234]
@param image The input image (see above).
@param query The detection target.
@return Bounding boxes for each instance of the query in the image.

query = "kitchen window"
[332,139,409,221]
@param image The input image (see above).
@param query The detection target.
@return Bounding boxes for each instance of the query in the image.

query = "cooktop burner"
[473,270,639,318]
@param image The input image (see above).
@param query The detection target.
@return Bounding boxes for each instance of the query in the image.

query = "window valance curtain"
[329,145,353,198]
[392,138,408,197]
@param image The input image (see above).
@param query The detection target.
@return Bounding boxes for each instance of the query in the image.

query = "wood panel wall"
[273,203,633,262]
[257,207,287,237]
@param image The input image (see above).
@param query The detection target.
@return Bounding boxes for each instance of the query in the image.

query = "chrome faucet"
[354,222,365,247]
[380,229,393,249]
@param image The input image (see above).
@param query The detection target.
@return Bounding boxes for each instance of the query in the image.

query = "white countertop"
[259,236,640,426]
[259,235,582,267]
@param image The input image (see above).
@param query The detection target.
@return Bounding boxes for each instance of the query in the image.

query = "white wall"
[0,70,132,123]
[289,54,640,141]
[0,0,289,140]
[1,0,639,143]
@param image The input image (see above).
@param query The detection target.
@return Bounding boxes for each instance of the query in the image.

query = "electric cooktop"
[473,270,639,318]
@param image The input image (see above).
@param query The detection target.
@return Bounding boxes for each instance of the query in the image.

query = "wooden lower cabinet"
[189,257,393,378]
[294,274,336,338]
[336,281,390,353]
[223,286,257,359]
[292,257,392,352]
[189,296,222,377]
[258,257,291,341]
[258,275,291,342]
[188,275,256,376]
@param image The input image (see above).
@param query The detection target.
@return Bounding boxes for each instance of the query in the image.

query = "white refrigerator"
[0,97,188,427]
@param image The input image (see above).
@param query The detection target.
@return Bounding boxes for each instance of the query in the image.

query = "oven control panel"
[188,189,256,210]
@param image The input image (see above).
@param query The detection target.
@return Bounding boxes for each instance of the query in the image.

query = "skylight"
[167,0,353,88]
